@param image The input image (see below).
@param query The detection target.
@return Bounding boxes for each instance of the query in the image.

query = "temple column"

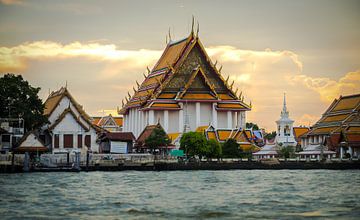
[349,146,353,158]
[212,103,217,128]
[227,111,232,129]
[164,110,169,132]
[340,147,344,159]
[196,102,200,128]
[149,110,155,125]
[179,103,184,132]
[123,115,126,131]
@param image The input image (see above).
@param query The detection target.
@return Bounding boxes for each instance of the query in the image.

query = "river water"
[0,170,359,219]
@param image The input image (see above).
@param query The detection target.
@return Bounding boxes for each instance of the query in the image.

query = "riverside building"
[119,27,251,139]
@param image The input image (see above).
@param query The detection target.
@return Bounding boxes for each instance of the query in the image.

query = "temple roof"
[44,87,102,132]
[119,31,250,114]
[301,93,360,138]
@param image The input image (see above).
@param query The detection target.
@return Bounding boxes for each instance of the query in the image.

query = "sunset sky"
[1,0,359,131]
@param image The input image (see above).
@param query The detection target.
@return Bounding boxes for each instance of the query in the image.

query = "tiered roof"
[44,87,102,132]
[302,94,360,138]
[119,31,250,114]
[92,115,123,127]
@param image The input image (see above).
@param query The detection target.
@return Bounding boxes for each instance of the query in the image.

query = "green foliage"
[180,132,208,158]
[246,122,259,130]
[0,74,48,131]
[277,145,295,159]
[264,131,277,140]
[145,127,170,151]
[206,139,222,159]
[222,138,241,158]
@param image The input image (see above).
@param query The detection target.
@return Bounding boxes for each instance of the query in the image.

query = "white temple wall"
[217,111,227,128]
[154,110,164,127]
[200,103,212,126]
[52,113,99,153]
[185,103,196,131]
[168,111,179,133]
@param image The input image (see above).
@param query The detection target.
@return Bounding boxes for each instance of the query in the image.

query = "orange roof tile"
[218,94,234,100]
[207,131,217,140]
[293,127,310,138]
[311,126,338,135]
[153,37,190,71]
[331,95,360,112]
[195,126,208,133]
[182,93,215,100]
[114,117,123,126]
[168,133,180,142]
[151,103,180,108]
[217,130,232,141]
[158,93,177,99]
[322,114,350,122]
[217,103,247,109]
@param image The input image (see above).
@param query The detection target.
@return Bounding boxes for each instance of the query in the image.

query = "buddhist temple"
[92,114,123,132]
[119,25,251,138]
[275,94,296,146]
[42,87,102,153]
[300,93,360,159]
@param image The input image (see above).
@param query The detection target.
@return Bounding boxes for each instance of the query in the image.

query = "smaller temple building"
[299,93,360,159]
[275,94,296,146]
[92,114,123,132]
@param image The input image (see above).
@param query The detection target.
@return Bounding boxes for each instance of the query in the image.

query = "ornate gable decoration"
[119,27,251,114]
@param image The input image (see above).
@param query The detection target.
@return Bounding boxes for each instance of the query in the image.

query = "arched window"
[284,125,290,136]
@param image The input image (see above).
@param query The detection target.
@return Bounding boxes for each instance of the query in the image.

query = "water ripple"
[0,170,359,219]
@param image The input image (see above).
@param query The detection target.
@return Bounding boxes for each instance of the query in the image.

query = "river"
[0,170,359,219]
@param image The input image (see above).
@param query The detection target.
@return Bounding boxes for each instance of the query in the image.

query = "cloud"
[0,41,161,72]
[2,40,357,131]
[289,70,360,102]
[0,0,23,5]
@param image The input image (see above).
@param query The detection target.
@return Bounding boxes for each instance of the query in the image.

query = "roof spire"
[281,92,289,118]
[191,15,195,35]
[168,27,172,41]
[196,21,199,37]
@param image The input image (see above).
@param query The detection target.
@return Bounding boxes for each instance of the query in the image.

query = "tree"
[145,127,170,153]
[246,122,259,130]
[277,145,295,159]
[0,74,48,131]
[180,132,208,158]
[222,138,240,158]
[206,139,222,160]
[264,131,276,140]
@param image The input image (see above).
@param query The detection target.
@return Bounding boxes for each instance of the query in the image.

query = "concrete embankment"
[1,160,360,173]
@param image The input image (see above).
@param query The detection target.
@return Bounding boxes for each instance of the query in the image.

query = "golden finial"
[136,80,140,88]
[125,96,129,102]
[191,15,195,35]
[230,80,234,89]
[250,101,252,108]
[214,60,218,67]
[127,91,131,98]
[143,73,147,78]
[235,88,238,95]
[168,27,172,41]
[225,75,229,83]
[121,100,124,107]
[166,34,168,44]
[147,66,150,74]
[239,91,243,99]
[219,65,223,73]
[196,21,199,37]
[133,86,137,93]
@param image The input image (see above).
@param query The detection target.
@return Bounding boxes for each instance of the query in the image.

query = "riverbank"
[1,160,360,173]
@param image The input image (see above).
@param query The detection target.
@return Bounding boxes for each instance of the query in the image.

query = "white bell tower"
[275,93,296,146]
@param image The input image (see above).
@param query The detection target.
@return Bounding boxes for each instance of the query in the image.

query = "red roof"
[100,132,135,142]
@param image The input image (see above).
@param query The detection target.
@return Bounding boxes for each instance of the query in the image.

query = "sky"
[1,0,359,131]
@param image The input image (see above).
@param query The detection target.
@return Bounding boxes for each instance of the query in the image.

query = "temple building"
[299,94,360,159]
[275,94,296,146]
[42,87,102,153]
[119,27,251,138]
[92,114,123,132]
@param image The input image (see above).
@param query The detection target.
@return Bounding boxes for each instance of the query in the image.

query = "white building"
[275,94,296,146]
[42,87,102,153]
[119,30,251,138]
